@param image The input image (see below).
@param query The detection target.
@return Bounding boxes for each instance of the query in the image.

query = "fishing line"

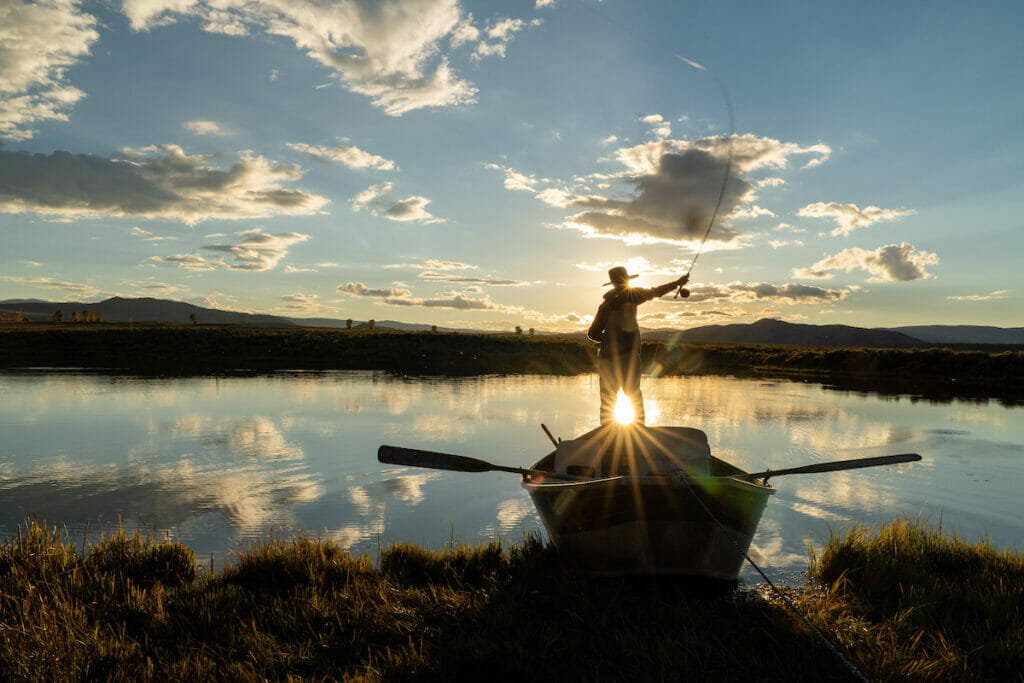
[574,1,735,296]
[573,6,867,677]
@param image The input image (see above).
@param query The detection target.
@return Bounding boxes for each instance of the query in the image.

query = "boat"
[377,425,919,583]
[521,423,774,581]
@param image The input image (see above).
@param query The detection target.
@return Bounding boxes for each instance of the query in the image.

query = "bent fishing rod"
[675,56,735,299]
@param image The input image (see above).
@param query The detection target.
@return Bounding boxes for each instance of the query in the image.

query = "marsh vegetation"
[2,519,1020,681]
[1,324,1021,403]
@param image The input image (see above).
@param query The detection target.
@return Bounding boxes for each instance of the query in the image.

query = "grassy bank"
[2,520,1021,681]
[1,323,1022,403]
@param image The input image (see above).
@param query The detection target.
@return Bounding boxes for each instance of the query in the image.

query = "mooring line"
[673,473,869,683]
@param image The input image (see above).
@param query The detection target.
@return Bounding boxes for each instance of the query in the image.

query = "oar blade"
[747,453,922,482]
[378,445,499,473]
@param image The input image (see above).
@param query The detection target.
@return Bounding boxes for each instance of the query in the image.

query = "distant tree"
[529,328,535,336]
[368,319,376,331]
[72,311,80,323]
[190,313,198,326]
[94,312,102,323]
[431,325,437,333]
[346,319,353,329]
[515,326,523,335]
[54,309,64,322]
[11,312,22,322]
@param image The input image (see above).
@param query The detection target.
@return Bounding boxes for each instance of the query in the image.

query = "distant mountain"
[1,298,467,332]
[285,317,457,332]
[2,297,296,326]
[882,325,1024,345]
[4,297,1021,346]
[651,318,922,347]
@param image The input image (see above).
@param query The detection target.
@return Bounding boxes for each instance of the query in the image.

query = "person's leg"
[598,358,618,425]
[624,350,645,424]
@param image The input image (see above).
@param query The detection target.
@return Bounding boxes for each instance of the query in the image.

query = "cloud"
[793,242,939,282]
[121,0,199,31]
[0,145,328,225]
[278,292,325,313]
[385,259,477,271]
[485,163,541,192]
[153,229,309,271]
[351,182,442,223]
[381,291,519,311]
[946,290,1009,302]
[417,271,526,286]
[338,282,412,298]
[531,134,830,246]
[574,256,682,280]
[797,202,915,237]
[731,205,776,219]
[0,0,99,140]
[661,281,848,305]
[564,146,750,245]
[122,0,488,116]
[184,120,231,136]
[129,226,177,241]
[0,275,102,298]
[639,113,671,139]
[287,142,395,170]
[472,17,541,61]
[121,279,189,295]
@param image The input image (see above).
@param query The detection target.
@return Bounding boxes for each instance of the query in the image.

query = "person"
[587,266,689,425]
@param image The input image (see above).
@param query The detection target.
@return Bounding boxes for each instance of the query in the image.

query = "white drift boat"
[377,425,919,583]
[521,424,773,581]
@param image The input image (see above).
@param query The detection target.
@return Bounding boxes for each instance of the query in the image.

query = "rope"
[672,472,868,682]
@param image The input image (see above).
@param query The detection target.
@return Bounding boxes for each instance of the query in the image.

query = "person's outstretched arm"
[635,274,689,302]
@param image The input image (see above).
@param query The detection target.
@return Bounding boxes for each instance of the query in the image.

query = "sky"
[1,0,1022,332]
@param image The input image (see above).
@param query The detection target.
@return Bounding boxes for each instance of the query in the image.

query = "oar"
[378,445,587,481]
[741,453,922,484]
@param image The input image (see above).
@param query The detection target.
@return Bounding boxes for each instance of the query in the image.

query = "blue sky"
[2,0,1021,331]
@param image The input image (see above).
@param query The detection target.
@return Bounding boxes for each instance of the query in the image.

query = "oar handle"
[378,445,526,474]
[378,445,592,482]
[745,453,922,484]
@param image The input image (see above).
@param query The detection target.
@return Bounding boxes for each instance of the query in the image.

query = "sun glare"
[613,389,635,424]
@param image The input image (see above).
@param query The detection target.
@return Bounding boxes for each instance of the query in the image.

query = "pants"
[598,351,645,425]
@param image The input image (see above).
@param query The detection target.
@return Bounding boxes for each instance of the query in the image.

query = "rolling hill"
[3,298,1022,346]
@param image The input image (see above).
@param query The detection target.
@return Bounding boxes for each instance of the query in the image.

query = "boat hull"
[522,426,773,580]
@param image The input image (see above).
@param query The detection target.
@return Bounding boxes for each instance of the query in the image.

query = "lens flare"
[613,389,635,424]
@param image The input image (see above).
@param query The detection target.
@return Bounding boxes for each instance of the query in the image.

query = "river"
[2,370,1021,583]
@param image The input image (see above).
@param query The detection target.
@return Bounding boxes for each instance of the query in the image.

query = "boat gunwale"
[521,467,776,495]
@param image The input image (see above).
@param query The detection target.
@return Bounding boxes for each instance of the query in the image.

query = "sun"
[613,389,635,424]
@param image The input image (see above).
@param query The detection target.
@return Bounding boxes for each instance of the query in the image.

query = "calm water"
[2,370,1022,583]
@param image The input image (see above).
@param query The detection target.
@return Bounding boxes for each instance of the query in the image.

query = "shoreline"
[2,518,1020,680]
[2,323,1022,404]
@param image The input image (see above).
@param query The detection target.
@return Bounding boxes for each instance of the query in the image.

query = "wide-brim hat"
[604,266,639,286]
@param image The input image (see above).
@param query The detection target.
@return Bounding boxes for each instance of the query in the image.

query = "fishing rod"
[675,55,735,299]
[576,2,737,299]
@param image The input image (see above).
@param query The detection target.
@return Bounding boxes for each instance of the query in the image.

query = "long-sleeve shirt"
[587,281,679,356]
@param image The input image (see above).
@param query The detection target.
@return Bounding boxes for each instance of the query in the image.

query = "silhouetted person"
[588,266,689,425]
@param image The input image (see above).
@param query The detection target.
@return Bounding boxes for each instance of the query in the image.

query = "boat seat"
[553,426,710,477]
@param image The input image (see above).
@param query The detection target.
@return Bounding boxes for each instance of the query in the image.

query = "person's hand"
[677,274,690,286]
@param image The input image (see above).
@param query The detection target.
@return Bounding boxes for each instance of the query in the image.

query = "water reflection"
[1,370,1022,580]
